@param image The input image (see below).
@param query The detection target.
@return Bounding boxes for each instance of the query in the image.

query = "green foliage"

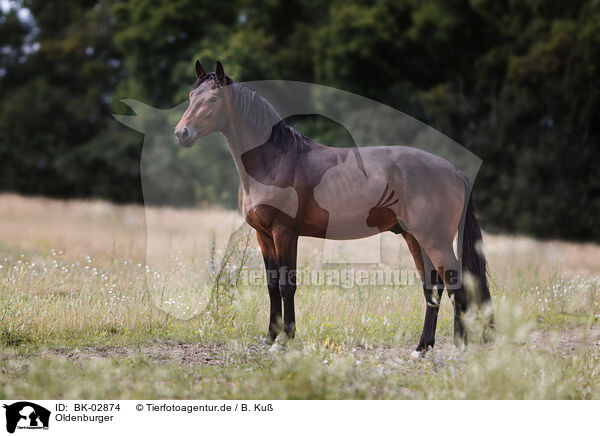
[0,0,598,239]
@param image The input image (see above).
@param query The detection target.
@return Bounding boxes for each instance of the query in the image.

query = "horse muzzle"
[174,126,195,147]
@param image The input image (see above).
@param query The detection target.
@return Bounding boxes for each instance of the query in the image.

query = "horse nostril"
[175,127,190,141]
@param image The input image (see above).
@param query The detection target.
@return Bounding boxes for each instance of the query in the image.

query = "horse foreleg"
[256,230,281,344]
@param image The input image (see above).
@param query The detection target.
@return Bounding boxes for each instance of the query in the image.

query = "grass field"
[0,193,599,399]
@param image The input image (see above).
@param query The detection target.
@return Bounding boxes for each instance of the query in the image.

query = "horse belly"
[312,159,393,239]
[321,210,383,240]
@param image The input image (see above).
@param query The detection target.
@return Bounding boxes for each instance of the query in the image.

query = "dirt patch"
[349,325,600,365]
[41,326,600,367]
[528,325,600,352]
[47,341,228,366]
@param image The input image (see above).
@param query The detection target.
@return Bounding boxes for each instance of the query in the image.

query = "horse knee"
[425,288,441,308]
[424,275,444,308]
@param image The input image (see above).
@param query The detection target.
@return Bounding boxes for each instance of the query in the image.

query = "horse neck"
[221,113,272,193]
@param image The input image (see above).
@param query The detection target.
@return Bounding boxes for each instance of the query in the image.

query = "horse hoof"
[262,337,275,347]
[483,324,496,344]
[410,350,425,359]
[268,343,287,353]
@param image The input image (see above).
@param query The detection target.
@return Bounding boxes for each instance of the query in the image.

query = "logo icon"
[3,402,50,434]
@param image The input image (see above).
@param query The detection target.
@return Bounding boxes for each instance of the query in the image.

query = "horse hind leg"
[402,233,444,358]
[424,244,468,350]
[414,256,445,357]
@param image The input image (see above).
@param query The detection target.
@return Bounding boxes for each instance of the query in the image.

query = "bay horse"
[175,60,494,357]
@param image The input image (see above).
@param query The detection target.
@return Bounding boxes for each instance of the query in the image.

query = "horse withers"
[174,60,494,357]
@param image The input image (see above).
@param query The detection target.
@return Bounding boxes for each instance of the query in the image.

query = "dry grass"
[0,193,599,399]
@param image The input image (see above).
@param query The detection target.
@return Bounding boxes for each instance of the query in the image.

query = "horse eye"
[209,97,217,103]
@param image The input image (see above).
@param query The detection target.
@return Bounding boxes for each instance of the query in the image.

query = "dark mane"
[229,81,309,152]
[268,120,309,152]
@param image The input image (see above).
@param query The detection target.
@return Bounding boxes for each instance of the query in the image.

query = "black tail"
[458,173,494,339]
[461,196,491,304]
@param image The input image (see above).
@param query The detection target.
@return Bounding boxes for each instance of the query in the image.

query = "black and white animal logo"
[3,402,50,434]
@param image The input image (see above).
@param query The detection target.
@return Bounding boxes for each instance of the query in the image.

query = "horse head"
[174,60,234,147]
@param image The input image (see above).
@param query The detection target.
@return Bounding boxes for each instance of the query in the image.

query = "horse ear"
[195,60,206,80]
[215,61,225,84]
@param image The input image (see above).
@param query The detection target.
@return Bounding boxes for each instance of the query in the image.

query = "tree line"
[0,0,598,241]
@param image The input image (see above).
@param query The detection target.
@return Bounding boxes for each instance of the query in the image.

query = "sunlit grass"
[0,194,599,399]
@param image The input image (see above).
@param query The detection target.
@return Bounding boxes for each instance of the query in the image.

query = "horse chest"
[239,182,300,229]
